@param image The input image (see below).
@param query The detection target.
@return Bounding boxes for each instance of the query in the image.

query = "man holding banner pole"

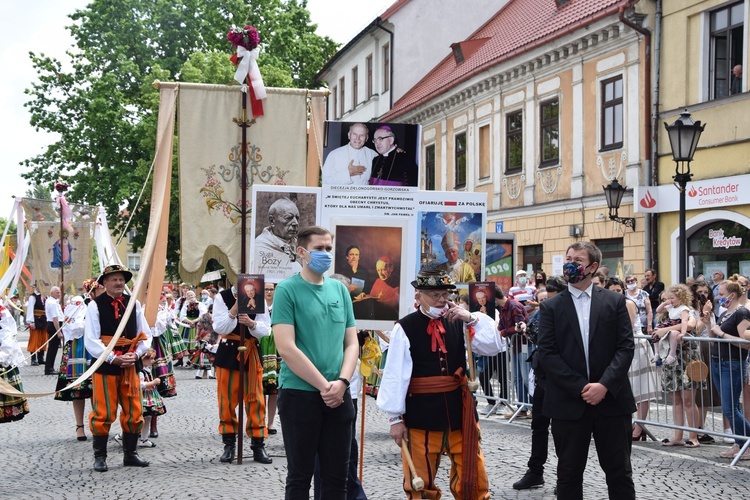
[84,265,152,472]
[212,285,272,464]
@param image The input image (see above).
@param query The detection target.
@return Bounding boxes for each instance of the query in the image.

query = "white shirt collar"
[568,282,593,299]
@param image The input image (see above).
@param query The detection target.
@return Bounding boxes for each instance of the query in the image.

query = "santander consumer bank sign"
[634,174,746,214]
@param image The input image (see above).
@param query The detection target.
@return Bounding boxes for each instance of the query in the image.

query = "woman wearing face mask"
[625,274,653,337]
[710,280,750,460]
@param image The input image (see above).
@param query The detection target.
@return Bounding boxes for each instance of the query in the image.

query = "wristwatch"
[337,377,350,388]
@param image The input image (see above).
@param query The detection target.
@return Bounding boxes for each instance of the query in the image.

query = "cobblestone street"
[3,331,750,499]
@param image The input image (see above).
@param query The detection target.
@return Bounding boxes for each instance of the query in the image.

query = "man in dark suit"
[537,242,635,500]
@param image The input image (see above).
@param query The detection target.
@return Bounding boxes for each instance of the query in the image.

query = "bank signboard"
[634,174,748,213]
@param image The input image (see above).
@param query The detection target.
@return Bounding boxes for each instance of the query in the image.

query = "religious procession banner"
[178,83,309,284]
[21,198,97,295]
[321,187,487,331]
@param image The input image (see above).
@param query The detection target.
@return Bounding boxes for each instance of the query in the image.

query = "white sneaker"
[138,439,156,448]
[480,403,494,416]
[723,429,735,444]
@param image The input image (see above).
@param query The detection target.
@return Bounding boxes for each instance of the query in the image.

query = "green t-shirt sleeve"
[271,281,294,327]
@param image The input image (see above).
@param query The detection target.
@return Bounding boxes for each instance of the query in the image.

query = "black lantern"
[603,179,635,230]
[664,109,705,283]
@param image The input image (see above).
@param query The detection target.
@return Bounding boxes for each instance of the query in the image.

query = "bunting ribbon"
[231,46,266,117]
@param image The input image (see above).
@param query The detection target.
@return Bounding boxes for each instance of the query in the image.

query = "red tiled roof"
[383,0,634,120]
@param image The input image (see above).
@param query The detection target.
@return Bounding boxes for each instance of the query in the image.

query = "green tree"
[22,0,337,278]
[0,218,17,236]
[25,183,53,201]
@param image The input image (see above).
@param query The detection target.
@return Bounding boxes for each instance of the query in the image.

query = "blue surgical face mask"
[562,262,595,284]
[303,248,333,275]
[518,277,528,285]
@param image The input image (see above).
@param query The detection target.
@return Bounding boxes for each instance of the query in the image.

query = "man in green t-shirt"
[272,226,359,499]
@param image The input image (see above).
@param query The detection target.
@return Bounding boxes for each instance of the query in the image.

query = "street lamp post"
[603,179,636,231]
[664,109,705,284]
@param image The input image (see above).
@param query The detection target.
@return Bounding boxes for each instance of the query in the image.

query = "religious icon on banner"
[237,274,265,315]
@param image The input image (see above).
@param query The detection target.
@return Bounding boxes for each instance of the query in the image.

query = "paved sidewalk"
[3,338,750,499]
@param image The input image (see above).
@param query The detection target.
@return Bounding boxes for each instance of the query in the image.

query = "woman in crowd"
[161,293,188,364]
[711,279,750,460]
[654,284,705,448]
[54,289,92,441]
[0,303,29,423]
[625,274,653,335]
[151,294,179,396]
[605,278,657,440]
[179,290,207,362]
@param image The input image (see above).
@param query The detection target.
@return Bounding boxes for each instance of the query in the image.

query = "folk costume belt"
[408,368,479,500]
[226,333,260,402]
[100,331,148,396]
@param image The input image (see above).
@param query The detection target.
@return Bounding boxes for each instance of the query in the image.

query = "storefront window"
[688,221,750,278]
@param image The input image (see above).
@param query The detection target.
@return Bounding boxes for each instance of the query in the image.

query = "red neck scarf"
[111,297,126,320]
[426,318,447,353]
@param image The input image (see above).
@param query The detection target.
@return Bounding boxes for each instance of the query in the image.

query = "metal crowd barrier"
[471,334,750,467]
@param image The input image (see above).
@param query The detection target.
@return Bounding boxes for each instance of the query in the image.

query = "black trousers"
[527,380,550,475]
[44,322,61,373]
[551,406,635,500]
[314,398,367,500]
[278,388,355,500]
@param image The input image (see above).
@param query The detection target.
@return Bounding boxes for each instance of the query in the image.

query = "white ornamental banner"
[178,84,308,283]
[22,198,97,294]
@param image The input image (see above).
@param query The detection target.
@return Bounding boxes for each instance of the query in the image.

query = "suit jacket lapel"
[560,289,585,354]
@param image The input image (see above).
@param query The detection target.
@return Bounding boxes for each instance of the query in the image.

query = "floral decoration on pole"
[54,178,74,233]
[228,24,266,117]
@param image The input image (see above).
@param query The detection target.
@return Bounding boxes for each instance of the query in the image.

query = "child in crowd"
[139,349,166,447]
[192,305,216,379]
[652,285,692,365]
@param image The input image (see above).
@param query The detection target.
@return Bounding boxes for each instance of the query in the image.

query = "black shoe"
[512,471,544,490]
[45,371,60,376]
[149,430,159,438]
[698,434,715,444]
[31,360,38,366]
[267,428,277,435]
[251,437,272,464]
[220,434,236,463]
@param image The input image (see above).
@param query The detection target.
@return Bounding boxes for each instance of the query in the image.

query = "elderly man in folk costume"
[377,265,504,499]
[84,265,152,472]
[212,283,273,464]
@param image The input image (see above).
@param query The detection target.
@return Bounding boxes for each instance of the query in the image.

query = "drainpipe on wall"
[619,0,655,271]
[650,0,662,273]
[375,18,394,111]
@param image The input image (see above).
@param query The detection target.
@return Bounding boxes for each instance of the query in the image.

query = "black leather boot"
[122,433,150,467]
[251,437,272,464]
[92,435,109,472]
[220,434,236,463]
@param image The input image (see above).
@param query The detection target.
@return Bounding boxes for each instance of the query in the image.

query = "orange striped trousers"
[216,365,266,438]
[89,371,144,436]
[401,427,490,500]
